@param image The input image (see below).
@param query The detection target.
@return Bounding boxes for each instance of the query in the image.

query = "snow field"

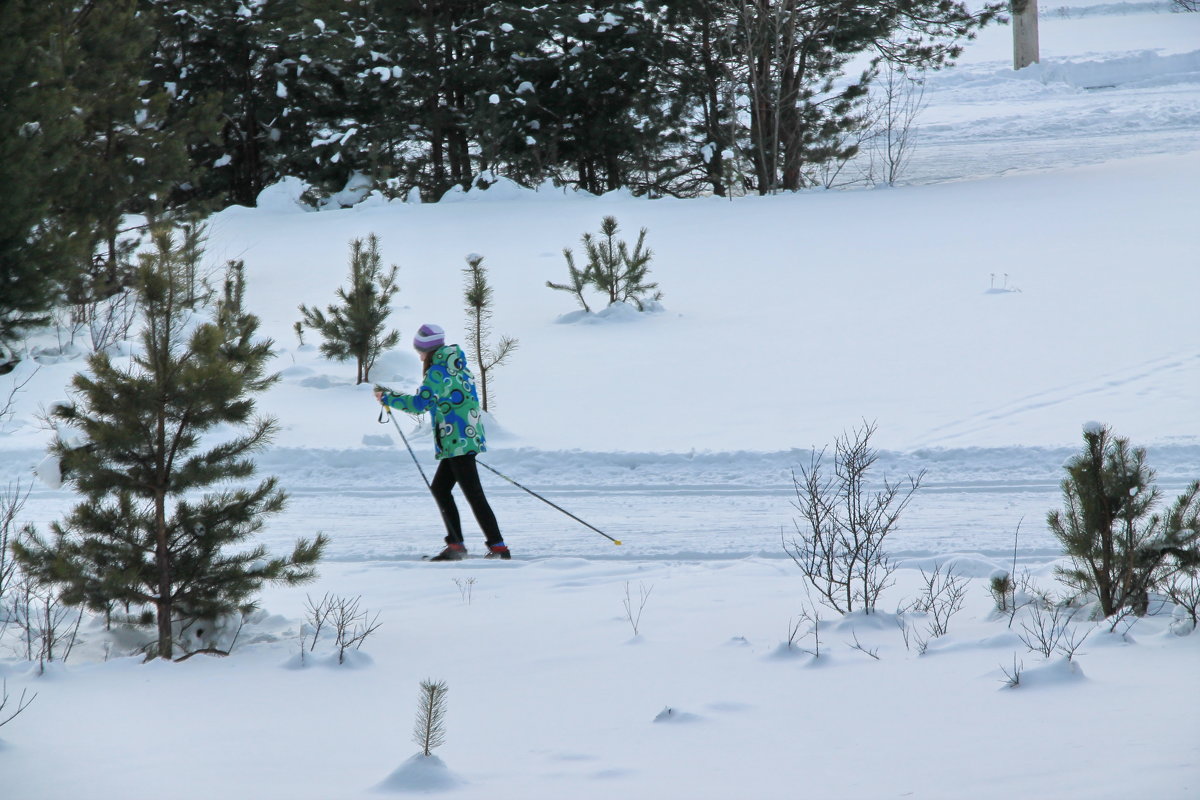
[2,557,1196,799]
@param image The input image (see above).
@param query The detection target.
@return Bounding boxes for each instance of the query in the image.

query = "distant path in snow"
[5,444,1194,566]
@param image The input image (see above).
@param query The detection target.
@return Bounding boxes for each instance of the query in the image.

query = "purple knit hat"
[412,323,445,352]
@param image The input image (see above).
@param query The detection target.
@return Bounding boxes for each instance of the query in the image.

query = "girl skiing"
[375,323,510,560]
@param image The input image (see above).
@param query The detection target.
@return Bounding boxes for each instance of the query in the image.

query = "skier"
[375,323,510,560]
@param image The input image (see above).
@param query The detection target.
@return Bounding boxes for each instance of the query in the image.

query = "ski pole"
[476,459,622,546]
[380,406,432,489]
[380,406,463,543]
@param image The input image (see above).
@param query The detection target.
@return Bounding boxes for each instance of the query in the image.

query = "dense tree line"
[1,0,1001,362]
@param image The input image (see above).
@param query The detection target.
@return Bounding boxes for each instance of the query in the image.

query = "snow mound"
[1020,49,1200,90]
[1006,656,1087,689]
[375,754,465,794]
[653,706,703,724]
[555,300,666,325]
[283,649,375,670]
[255,177,312,212]
[34,452,63,490]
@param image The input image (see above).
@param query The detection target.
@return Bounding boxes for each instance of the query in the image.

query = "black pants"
[431,453,503,547]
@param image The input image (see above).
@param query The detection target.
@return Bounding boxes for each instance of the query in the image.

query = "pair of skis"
[379,407,621,558]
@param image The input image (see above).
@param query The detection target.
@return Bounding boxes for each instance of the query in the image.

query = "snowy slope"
[1,7,1199,800]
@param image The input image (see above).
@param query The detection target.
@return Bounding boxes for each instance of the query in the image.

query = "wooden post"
[1013,0,1040,70]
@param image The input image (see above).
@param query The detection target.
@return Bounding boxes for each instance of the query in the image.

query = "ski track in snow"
[917,350,1200,445]
[5,442,1195,566]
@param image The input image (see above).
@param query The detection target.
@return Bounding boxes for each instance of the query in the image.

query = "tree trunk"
[154,487,172,659]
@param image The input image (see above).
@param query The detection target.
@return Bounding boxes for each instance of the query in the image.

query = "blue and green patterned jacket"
[381,344,486,459]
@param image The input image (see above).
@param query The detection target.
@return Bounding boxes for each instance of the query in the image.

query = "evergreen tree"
[144,0,341,207]
[412,679,449,757]
[1048,425,1200,618]
[298,234,401,385]
[56,0,194,308]
[462,255,517,412]
[13,228,326,659]
[531,1,681,195]
[577,216,662,310]
[546,249,594,313]
[0,0,86,364]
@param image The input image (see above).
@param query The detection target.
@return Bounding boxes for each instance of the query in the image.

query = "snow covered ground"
[2,4,1198,798]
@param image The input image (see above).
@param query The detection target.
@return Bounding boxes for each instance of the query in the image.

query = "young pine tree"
[462,254,518,412]
[546,248,594,313]
[1048,424,1200,618]
[299,234,401,384]
[13,229,326,659]
[564,216,662,312]
[412,679,449,757]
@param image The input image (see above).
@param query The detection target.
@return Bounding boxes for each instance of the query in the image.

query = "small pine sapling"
[546,248,593,313]
[549,216,662,312]
[413,679,449,757]
[1048,424,1200,618]
[462,254,518,412]
[612,223,660,311]
[582,216,626,307]
[298,234,401,384]
[581,216,661,310]
[989,574,1015,613]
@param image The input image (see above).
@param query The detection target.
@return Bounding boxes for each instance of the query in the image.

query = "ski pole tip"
[613,540,622,546]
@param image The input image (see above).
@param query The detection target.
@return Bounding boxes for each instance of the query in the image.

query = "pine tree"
[144,0,341,207]
[298,234,401,385]
[68,2,189,249]
[412,679,449,757]
[0,0,86,363]
[572,216,662,310]
[531,1,678,195]
[13,228,325,659]
[1048,425,1200,618]
[546,249,594,313]
[54,0,195,323]
[462,255,517,412]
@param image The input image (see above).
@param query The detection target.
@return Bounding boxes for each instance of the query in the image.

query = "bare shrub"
[846,629,880,660]
[5,577,84,673]
[865,59,927,186]
[0,481,32,605]
[1018,603,1087,659]
[330,595,382,664]
[790,606,823,658]
[785,421,925,613]
[623,582,653,637]
[85,289,139,353]
[907,563,968,638]
[301,593,381,663]
[303,592,335,653]
[1000,655,1024,688]
[0,366,38,433]
[1164,569,1200,632]
[454,577,476,605]
[0,678,36,730]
